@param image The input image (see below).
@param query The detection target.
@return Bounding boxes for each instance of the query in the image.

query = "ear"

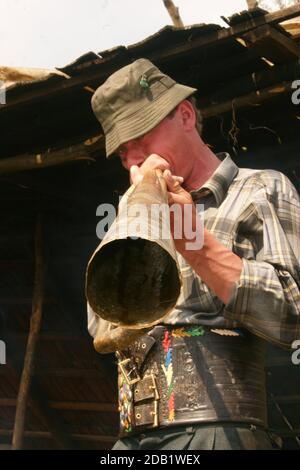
[178,100,196,132]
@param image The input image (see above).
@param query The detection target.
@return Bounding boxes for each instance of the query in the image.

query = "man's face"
[115,105,188,177]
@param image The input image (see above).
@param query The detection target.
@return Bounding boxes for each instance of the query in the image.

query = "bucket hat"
[91,58,197,157]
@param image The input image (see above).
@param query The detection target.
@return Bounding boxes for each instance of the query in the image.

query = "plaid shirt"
[87,154,300,349]
[166,154,300,349]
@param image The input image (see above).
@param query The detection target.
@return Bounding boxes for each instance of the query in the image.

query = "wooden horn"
[86,169,181,352]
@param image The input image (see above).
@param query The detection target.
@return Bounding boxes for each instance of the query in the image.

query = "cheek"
[144,139,170,159]
[147,127,178,154]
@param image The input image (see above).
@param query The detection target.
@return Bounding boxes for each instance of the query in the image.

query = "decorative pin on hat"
[139,73,149,89]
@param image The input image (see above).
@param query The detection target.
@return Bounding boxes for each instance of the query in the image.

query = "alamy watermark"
[291,80,300,105]
[291,339,300,365]
[0,340,6,365]
[96,198,204,250]
[0,81,6,105]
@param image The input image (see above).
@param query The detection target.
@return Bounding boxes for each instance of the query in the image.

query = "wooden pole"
[0,143,96,175]
[246,0,258,9]
[162,0,184,27]
[12,214,44,450]
[2,429,117,444]
[202,79,294,119]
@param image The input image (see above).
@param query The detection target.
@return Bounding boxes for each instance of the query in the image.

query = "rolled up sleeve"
[224,176,300,349]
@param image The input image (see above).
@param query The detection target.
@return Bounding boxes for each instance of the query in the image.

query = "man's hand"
[129,154,196,255]
[129,154,170,185]
[129,154,193,206]
[162,169,193,206]
[128,154,242,303]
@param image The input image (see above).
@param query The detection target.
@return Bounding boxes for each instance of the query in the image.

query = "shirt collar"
[190,153,239,206]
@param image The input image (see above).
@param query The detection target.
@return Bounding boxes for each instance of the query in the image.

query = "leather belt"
[117,325,267,437]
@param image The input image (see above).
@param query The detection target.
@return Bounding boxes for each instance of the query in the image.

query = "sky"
[0,0,247,70]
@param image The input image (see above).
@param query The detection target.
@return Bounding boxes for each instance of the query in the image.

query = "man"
[87,58,300,450]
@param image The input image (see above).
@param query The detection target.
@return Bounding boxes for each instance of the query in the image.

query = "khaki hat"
[91,58,197,157]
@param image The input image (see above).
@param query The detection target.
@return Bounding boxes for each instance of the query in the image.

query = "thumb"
[130,165,143,185]
[163,170,184,193]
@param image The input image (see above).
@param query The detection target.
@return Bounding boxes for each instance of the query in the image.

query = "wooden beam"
[188,46,267,88]
[1,355,74,449]
[270,429,300,438]
[200,58,300,107]
[243,24,300,63]
[0,366,110,379]
[0,398,117,412]
[12,215,44,450]
[33,368,106,378]
[27,382,75,449]
[12,331,88,342]
[71,433,116,443]
[0,174,94,209]
[202,79,294,119]
[48,401,117,412]
[0,144,96,175]
[0,429,117,443]
[269,395,300,404]
[1,236,76,450]
[0,297,55,305]
[1,5,300,111]
[41,259,117,382]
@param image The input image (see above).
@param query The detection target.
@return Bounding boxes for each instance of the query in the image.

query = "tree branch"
[246,0,258,9]
[162,0,184,27]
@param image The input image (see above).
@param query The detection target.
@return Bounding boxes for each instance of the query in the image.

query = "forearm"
[176,213,243,304]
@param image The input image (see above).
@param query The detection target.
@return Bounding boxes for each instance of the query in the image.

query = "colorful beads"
[119,378,133,432]
[171,326,205,338]
[161,330,175,422]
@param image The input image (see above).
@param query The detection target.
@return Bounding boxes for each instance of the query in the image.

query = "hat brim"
[105,83,197,158]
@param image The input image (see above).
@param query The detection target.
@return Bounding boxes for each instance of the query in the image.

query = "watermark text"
[291,339,300,365]
[0,81,6,105]
[291,80,300,105]
[96,200,204,251]
[0,340,6,365]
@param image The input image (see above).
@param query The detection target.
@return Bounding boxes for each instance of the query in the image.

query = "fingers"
[163,169,184,192]
[130,165,144,185]
[129,158,183,192]
[129,154,170,185]
[144,154,170,172]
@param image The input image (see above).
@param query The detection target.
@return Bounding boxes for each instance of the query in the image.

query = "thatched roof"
[0,66,67,89]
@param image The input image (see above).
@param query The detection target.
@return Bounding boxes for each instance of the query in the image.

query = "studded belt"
[117,325,267,437]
